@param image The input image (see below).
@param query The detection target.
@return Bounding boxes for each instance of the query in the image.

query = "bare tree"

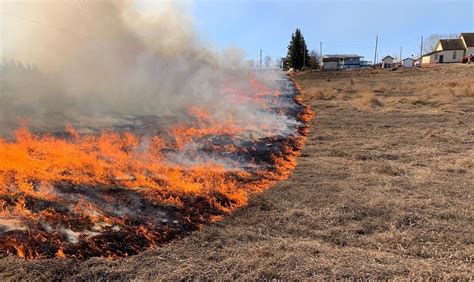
[264,55,272,68]
[423,33,459,53]
[308,49,320,69]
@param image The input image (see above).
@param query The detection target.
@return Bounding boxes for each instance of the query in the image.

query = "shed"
[402,58,415,68]
[381,55,394,68]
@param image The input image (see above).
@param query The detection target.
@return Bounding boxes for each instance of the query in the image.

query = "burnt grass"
[1,65,473,279]
[0,77,308,259]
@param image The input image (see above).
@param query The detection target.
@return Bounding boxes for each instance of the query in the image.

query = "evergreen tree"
[286,28,310,70]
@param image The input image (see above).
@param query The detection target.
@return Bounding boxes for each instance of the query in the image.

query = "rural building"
[421,39,464,64]
[402,58,415,68]
[421,51,442,64]
[421,33,474,64]
[321,54,364,70]
[381,55,394,68]
[460,32,474,56]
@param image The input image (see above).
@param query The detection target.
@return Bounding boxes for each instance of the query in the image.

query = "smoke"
[0,1,310,250]
[1,1,245,131]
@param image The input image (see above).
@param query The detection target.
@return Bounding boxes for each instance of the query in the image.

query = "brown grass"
[352,91,383,109]
[0,64,473,280]
[454,85,474,97]
[306,87,336,100]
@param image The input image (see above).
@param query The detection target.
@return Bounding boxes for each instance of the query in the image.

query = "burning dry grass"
[0,65,472,279]
[0,75,313,259]
[1,0,316,262]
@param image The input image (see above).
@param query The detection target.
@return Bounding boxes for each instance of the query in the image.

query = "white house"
[421,36,468,64]
[321,54,364,70]
[402,58,415,68]
[381,55,394,68]
[460,32,474,56]
[421,51,443,64]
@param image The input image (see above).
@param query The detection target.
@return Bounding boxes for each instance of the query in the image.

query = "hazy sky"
[1,0,473,64]
[191,0,473,62]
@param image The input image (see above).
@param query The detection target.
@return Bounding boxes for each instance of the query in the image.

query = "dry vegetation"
[0,64,473,279]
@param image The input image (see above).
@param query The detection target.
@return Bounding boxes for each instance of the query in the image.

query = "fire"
[0,76,313,259]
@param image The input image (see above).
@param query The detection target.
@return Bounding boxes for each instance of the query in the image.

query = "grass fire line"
[0,75,313,259]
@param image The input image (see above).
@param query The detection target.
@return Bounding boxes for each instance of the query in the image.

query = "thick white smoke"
[0,0,296,139]
[0,1,307,243]
[0,1,222,130]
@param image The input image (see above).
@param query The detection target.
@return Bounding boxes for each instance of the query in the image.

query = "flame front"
[0,76,312,259]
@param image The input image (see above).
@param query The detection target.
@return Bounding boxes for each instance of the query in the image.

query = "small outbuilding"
[381,55,394,68]
[402,58,415,68]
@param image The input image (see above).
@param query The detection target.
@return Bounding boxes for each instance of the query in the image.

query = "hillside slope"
[1,65,473,279]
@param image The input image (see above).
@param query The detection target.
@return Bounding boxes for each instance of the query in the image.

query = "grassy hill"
[1,64,473,279]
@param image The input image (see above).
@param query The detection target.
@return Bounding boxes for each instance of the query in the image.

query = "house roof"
[460,32,474,47]
[381,55,394,61]
[403,58,414,61]
[322,54,363,59]
[438,39,465,50]
[422,50,442,57]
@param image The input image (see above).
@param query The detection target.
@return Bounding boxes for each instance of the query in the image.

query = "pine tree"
[287,28,310,70]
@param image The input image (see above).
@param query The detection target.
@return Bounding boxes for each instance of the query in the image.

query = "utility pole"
[374,35,378,67]
[420,36,423,58]
[320,41,323,69]
[259,49,262,69]
[400,46,402,65]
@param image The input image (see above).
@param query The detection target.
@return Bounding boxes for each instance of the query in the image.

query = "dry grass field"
[1,64,473,279]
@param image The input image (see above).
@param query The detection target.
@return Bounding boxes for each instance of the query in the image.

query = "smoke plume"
[1,0,285,134]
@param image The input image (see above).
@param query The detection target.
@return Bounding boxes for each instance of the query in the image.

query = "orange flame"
[0,76,313,259]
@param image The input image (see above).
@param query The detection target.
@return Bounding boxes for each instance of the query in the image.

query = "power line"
[0,11,92,39]
[379,37,421,49]
[60,0,104,18]
[1,4,155,42]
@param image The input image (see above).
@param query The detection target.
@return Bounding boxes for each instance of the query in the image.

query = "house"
[402,58,415,68]
[321,54,364,70]
[460,32,474,56]
[421,37,466,64]
[381,55,394,68]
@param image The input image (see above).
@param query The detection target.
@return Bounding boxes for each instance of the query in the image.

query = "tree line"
[285,30,460,70]
[286,28,319,70]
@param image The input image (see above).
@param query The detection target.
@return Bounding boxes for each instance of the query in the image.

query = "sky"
[1,0,472,65]
[190,0,474,63]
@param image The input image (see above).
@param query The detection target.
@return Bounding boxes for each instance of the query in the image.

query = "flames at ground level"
[0,76,312,259]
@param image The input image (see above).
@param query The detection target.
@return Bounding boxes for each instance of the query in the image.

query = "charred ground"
[0,76,311,259]
[0,64,473,279]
